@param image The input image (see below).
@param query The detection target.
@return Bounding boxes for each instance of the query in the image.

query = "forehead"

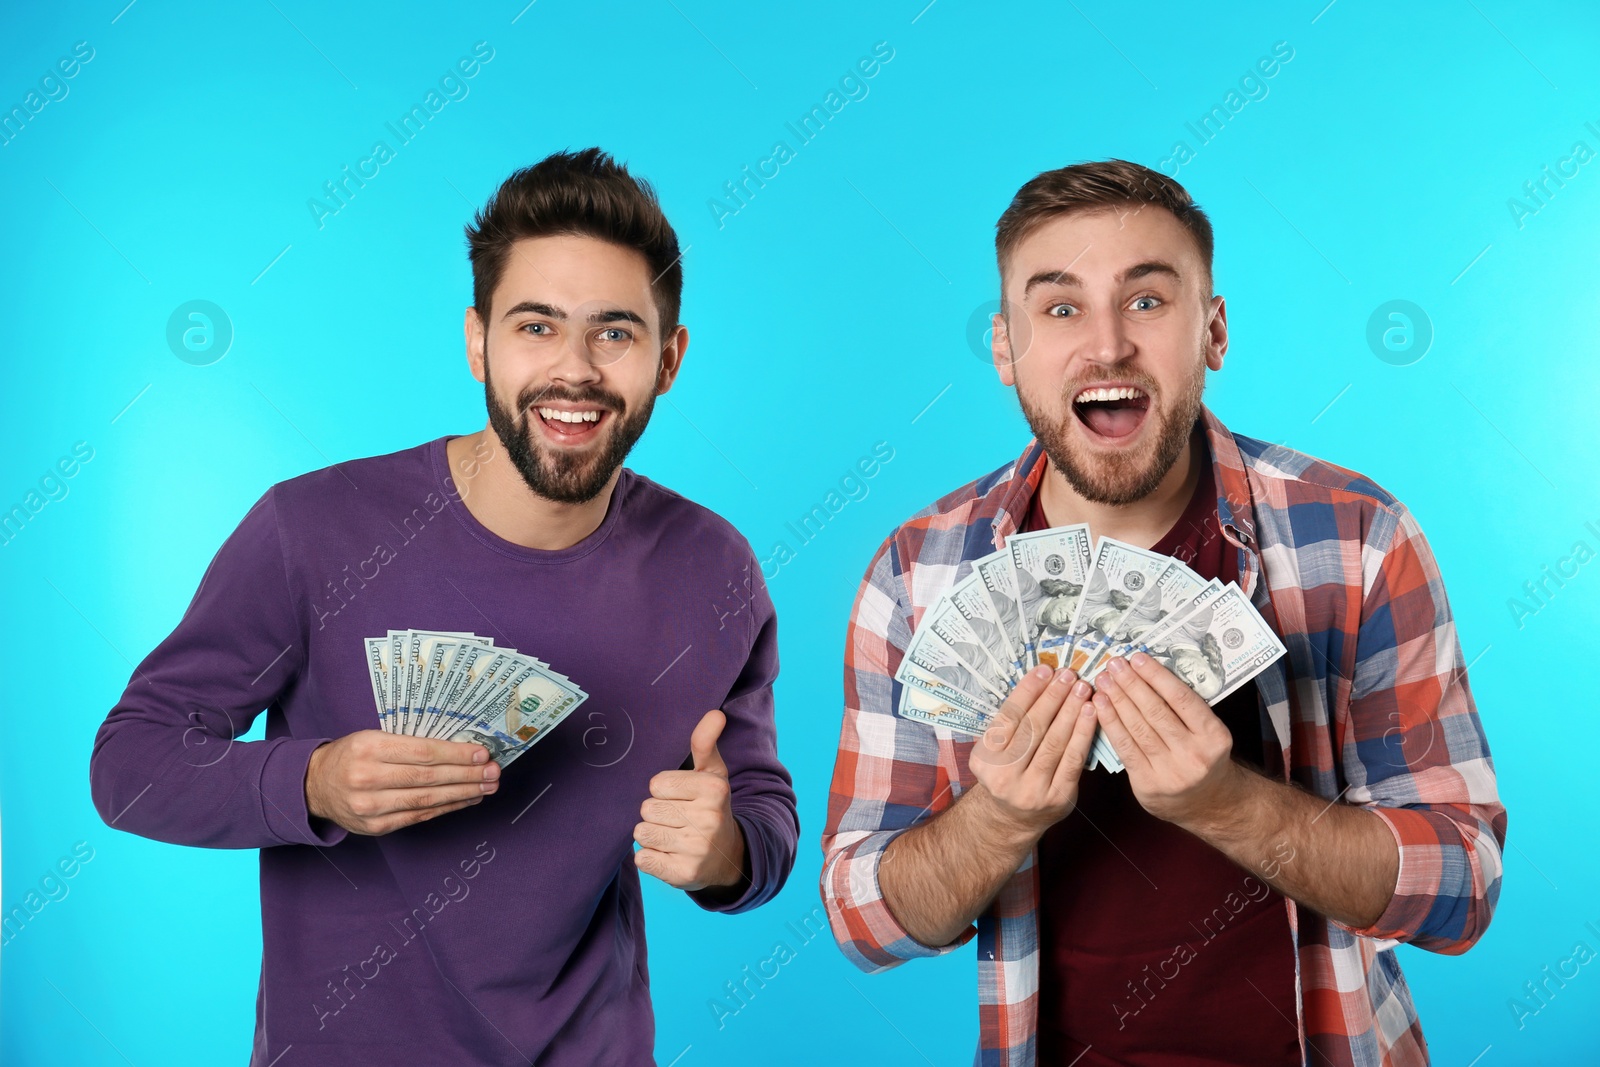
[492,234,657,317]
[1002,205,1202,290]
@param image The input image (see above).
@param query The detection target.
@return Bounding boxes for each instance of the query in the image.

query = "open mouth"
[532,404,611,445]
[1071,384,1151,443]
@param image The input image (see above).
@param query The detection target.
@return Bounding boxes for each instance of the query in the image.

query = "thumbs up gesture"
[634,709,749,893]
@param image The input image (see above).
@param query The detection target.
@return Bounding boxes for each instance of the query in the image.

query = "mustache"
[515,383,625,416]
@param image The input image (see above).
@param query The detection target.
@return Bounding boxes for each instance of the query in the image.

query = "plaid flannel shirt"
[821,403,1506,1067]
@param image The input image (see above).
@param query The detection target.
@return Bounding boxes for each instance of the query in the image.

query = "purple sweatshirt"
[89,436,797,1066]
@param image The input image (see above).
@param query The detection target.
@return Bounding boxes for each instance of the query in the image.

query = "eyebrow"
[500,300,648,328]
[1022,260,1182,297]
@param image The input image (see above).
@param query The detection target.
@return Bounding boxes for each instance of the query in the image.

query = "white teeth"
[1075,386,1147,403]
[537,408,602,424]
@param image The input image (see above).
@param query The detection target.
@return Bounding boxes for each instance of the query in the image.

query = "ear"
[993,311,1016,387]
[464,306,488,383]
[1204,294,1228,372]
[654,323,689,396]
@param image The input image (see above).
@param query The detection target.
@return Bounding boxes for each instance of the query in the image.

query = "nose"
[546,328,605,386]
[1081,305,1135,368]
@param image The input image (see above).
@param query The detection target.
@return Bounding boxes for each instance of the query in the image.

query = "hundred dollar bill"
[386,631,406,731]
[973,547,1028,680]
[415,633,494,738]
[924,596,1015,698]
[399,629,475,735]
[896,658,1001,720]
[444,649,532,736]
[1082,579,1224,686]
[1007,524,1093,672]
[897,679,995,737]
[428,642,502,738]
[364,637,395,731]
[1076,560,1207,679]
[898,621,1006,708]
[450,663,588,766]
[946,570,1024,687]
[1098,581,1285,705]
[1064,538,1172,673]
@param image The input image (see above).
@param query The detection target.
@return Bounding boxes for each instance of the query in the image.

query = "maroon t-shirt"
[1025,445,1299,1066]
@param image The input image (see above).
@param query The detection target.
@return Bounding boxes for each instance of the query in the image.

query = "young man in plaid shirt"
[820,160,1505,1066]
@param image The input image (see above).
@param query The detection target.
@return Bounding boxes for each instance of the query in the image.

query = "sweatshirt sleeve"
[686,550,798,914]
[89,487,345,850]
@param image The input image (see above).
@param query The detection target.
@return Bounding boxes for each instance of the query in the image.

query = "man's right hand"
[305,730,500,836]
[967,664,1098,838]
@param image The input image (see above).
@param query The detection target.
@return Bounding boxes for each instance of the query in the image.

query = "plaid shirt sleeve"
[820,533,979,972]
[1337,500,1507,953]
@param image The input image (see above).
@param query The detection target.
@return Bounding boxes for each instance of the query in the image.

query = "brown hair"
[995,159,1214,301]
[465,147,683,337]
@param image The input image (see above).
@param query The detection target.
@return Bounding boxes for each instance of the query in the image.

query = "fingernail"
[1093,691,1111,708]
[1106,656,1128,674]
[483,764,500,781]
[1131,651,1151,667]
[1053,668,1073,685]
[480,780,497,793]
[1032,665,1052,680]
[1072,680,1091,699]
[472,748,488,764]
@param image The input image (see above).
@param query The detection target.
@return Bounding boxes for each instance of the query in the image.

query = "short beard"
[482,345,656,505]
[1016,348,1206,508]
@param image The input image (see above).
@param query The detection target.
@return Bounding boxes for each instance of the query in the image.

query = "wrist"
[964,783,1052,848]
[1176,760,1260,842]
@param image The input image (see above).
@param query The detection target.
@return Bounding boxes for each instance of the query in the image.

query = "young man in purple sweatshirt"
[89,148,798,1066]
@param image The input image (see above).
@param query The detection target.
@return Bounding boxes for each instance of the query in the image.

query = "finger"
[640,797,689,827]
[1049,690,1101,796]
[1100,658,1188,745]
[634,821,687,854]
[371,781,497,815]
[382,759,501,790]
[1128,651,1216,731]
[373,732,490,766]
[368,795,483,835]
[689,709,729,777]
[1093,690,1153,768]
[984,665,1056,748]
[634,847,687,887]
[1094,673,1170,755]
[649,769,728,804]
[1022,674,1086,780]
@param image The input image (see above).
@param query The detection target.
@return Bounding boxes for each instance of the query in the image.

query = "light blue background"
[3,1,1598,1064]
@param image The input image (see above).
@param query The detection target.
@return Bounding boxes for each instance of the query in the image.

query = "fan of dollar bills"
[893,525,1286,773]
[363,629,588,768]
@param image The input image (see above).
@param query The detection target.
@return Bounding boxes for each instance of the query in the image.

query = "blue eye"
[599,327,630,342]
[1047,303,1077,318]
[1131,296,1162,311]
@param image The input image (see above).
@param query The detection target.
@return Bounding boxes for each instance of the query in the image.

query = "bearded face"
[994,205,1221,508]
[483,348,656,505]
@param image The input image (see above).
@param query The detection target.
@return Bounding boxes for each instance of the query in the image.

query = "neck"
[446,428,619,551]
[1035,423,1206,550]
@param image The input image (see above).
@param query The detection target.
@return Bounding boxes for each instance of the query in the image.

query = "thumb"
[689,709,729,776]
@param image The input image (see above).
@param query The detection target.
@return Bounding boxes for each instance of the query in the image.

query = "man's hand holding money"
[305,730,500,836]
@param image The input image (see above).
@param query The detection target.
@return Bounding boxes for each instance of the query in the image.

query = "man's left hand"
[634,709,748,893]
[1091,652,1244,829]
